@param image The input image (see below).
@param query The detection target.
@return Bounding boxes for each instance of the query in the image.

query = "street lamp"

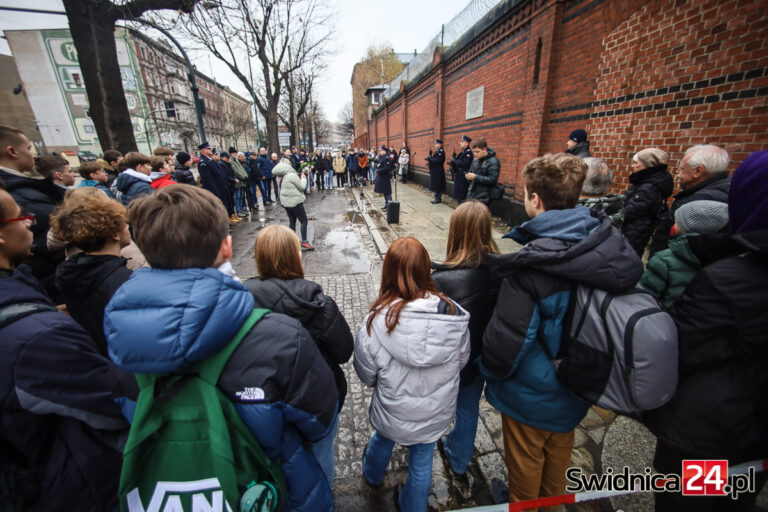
[131,17,207,144]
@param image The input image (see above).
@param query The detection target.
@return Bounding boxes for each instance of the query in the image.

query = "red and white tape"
[447,459,768,512]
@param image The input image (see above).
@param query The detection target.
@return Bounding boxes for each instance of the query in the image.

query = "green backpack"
[119,309,287,512]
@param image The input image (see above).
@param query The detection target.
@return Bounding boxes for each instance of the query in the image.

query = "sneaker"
[237,212,248,218]
[300,241,315,251]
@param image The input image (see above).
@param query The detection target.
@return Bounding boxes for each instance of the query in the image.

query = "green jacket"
[639,234,701,309]
[230,158,249,189]
[273,161,306,208]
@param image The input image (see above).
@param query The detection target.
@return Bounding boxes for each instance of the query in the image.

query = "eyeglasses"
[0,213,36,226]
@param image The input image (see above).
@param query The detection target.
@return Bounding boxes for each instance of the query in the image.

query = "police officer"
[197,142,237,223]
[451,135,473,204]
[374,145,394,208]
[426,138,446,204]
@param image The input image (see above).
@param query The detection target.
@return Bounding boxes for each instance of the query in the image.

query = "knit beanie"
[674,200,729,234]
[176,151,192,165]
[728,150,768,233]
[569,129,588,143]
[633,148,668,169]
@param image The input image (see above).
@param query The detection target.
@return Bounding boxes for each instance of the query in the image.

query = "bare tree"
[351,44,405,133]
[338,101,355,140]
[170,0,333,153]
[62,0,201,153]
[278,66,314,148]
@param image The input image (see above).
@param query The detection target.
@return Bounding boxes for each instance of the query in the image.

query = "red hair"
[366,237,453,335]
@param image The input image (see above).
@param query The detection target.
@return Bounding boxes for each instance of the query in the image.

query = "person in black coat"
[565,129,591,158]
[374,145,394,208]
[451,135,474,204]
[245,224,353,484]
[431,200,500,475]
[649,144,731,256]
[466,139,500,205]
[621,148,674,256]
[173,151,196,184]
[0,188,133,512]
[427,138,446,204]
[196,142,234,219]
[51,193,133,356]
[643,150,768,511]
[0,140,66,300]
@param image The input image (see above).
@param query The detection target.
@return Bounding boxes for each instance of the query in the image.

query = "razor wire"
[383,0,504,100]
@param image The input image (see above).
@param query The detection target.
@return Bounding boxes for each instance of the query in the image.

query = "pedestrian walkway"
[354,180,521,260]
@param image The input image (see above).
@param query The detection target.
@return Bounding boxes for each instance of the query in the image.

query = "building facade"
[5,27,255,156]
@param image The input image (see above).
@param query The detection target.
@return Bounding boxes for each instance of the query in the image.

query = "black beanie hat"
[176,151,192,165]
[569,129,588,143]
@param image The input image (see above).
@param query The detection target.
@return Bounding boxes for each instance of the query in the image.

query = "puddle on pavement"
[342,210,366,225]
[321,229,370,274]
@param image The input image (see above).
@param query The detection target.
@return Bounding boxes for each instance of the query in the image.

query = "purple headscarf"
[728,150,768,233]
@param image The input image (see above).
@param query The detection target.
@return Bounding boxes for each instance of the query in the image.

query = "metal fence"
[383,0,503,100]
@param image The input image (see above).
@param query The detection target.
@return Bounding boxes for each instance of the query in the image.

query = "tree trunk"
[265,107,280,156]
[63,0,138,153]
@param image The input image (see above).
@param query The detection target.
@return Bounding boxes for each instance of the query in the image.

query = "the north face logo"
[126,478,234,512]
[235,387,265,401]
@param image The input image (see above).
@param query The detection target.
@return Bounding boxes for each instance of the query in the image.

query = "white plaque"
[466,86,484,120]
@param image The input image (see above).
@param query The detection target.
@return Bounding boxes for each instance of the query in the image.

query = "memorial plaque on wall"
[465,86,484,120]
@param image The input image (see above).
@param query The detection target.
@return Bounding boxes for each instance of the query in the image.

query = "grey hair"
[271,153,278,158]
[684,144,730,174]
[581,157,613,196]
[237,152,245,157]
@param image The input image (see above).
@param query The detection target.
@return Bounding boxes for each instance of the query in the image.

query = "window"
[165,101,176,118]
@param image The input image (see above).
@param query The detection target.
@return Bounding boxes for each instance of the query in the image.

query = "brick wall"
[357,0,767,209]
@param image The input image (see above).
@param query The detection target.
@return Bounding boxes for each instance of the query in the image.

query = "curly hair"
[49,193,126,252]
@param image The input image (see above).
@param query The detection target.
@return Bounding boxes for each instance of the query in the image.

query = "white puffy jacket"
[354,294,470,445]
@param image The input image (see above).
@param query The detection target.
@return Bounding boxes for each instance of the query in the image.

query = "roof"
[364,84,388,96]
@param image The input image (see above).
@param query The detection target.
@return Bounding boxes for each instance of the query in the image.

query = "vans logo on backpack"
[235,387,265,401]
[126,478,234,512]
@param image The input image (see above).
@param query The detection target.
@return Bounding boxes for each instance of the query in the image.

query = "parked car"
[78,150,99,162]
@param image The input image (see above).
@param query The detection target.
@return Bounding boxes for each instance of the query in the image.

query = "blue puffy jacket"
[105,268,338,512]
[257,153,273,179]
[481,208,643,432]
[113,170,153,206]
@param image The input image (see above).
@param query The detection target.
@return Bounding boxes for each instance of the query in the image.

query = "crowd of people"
[0,118,766,512]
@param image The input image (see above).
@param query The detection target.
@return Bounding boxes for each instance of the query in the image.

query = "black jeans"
[336,173,345,187]
[284,203,308,242]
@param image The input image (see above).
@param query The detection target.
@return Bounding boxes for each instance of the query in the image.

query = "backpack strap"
[197,308,270,384]
[134,308,270,390]
[0,302,58,329]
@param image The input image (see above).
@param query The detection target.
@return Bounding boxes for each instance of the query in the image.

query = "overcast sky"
[1,0,476,122]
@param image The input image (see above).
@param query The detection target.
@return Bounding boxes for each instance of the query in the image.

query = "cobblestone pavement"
[231,184,767,512]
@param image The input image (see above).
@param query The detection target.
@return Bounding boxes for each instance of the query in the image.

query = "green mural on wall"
[41,29,153,150]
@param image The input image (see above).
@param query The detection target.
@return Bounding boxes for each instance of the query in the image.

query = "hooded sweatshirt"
[113,169,152,205]
[354,294,470,445]
[55,253,132,356]
[484,207,643,432]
